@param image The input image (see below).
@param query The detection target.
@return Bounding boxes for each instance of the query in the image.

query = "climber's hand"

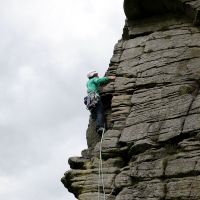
[108,76,116,81]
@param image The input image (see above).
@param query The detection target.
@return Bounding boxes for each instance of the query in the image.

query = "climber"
[85,70,115,135]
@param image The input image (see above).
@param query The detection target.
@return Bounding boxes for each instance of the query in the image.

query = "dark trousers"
[91,99,105,131]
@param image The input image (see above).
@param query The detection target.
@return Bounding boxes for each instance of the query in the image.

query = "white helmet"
[87,70,98,78]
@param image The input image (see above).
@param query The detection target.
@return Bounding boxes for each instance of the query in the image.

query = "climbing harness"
[84,92,100,111]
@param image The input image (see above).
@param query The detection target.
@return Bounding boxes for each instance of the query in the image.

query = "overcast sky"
[0,1,125,200]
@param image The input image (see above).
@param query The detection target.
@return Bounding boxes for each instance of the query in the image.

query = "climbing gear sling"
[84,92,100,111]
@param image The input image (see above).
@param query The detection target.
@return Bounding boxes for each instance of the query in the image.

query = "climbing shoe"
[97,127,104,135]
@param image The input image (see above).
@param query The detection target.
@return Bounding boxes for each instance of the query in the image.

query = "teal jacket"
[87,77,109,95]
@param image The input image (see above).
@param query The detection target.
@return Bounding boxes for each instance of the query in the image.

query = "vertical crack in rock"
[181,82,200,135]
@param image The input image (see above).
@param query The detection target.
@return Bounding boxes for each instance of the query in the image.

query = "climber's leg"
[95,100,105,133]
[91,108,97,121]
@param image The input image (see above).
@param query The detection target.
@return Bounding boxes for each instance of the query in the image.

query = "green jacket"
[87,77,109,95]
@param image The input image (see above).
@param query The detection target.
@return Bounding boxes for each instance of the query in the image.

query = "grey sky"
[0,1,125,200]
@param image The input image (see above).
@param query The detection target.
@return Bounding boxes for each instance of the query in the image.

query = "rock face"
[61,1,200,199]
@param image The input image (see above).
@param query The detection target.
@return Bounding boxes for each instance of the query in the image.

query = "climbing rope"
[97,128,115,200]
[98,127,106,200]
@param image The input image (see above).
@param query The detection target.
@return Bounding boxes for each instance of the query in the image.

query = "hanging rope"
[98,128,106,200]
[97,128,115,200]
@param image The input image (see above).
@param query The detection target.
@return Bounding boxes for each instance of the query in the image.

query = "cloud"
[0,0,124,200]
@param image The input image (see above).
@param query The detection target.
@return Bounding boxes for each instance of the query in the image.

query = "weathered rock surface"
[61,1,200,199]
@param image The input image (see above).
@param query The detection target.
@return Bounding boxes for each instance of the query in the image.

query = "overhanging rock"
[124,0,200,25]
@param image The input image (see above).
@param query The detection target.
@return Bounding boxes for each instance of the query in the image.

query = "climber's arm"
[94,76,115,85]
